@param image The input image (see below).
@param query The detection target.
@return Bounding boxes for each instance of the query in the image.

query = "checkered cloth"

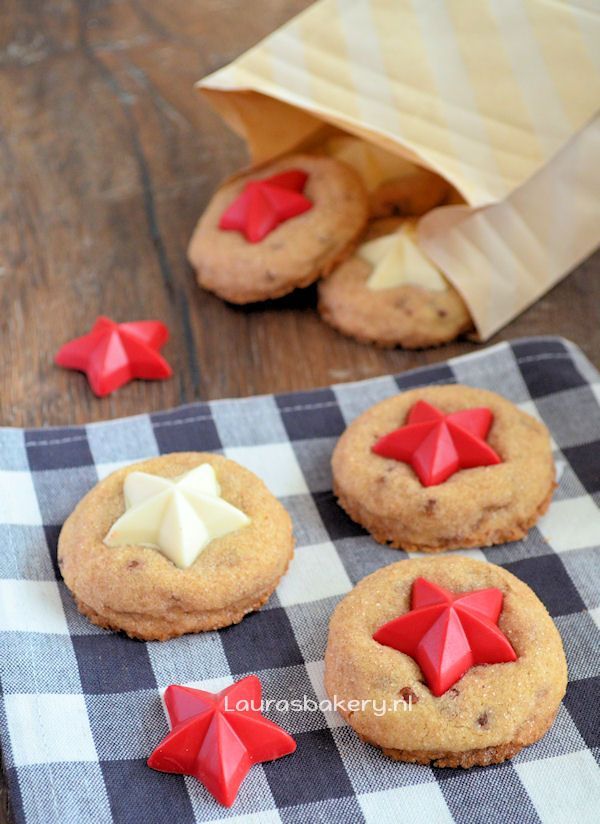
[1,336,599,824]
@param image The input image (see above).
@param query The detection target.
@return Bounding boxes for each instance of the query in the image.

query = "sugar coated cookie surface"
[318,219,472,348]
[324,556,567,767]
[58,452,294,640]
[188,154,368,303]
[332,385,555,552]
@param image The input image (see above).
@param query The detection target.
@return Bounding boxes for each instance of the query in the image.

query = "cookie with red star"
[325,556,567,767]
[188,154,368,303]
[332,385,555,552]
[323,134,451,218]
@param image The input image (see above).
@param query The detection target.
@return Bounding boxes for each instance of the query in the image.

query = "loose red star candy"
[147,676,296,807]
[219,169,313,243]
[372,400,502,486]
[373,578,517,696]
[55,316,172,397]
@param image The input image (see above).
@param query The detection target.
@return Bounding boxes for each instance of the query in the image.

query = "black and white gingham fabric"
[1,336,599,824]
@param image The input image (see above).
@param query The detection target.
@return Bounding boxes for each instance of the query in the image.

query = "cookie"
[324,134,449,217]
[324,556,567,767]
[188,154,368,303]
[58,452,294,640]
[370,172,450,218]
[318,219,473,348]
[332,384,555,552]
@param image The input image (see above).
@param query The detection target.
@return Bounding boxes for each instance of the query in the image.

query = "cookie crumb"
[127,560,142,569]
[424,498,437,515]
[399,687,419,705]
[477,712,490,728]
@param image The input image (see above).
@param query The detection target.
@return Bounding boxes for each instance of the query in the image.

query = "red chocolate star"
[55,316,172,397]
[373,578,517,696]
[219,169,313,243]
[148,676,296,807]
[372,400,501,486]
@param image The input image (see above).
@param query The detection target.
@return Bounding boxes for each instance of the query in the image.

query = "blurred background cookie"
[324,134,450,217]
[318,218,472,348]
[188,154,368,303]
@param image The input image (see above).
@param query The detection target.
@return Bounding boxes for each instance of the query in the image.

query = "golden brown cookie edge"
[73,546,293,641]
[318,291,473,349]
[357,705,558,767]
[332,476,556,553]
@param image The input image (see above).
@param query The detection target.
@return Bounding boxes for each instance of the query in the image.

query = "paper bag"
[197,0,600,339]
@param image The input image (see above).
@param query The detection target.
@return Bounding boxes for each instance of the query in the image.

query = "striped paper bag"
[196,0,600,340]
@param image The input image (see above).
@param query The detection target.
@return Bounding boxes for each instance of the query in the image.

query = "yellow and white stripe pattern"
[199,0,599,206]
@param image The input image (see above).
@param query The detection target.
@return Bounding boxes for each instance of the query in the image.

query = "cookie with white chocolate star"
[318,218,473,348]
[58,453,293,640]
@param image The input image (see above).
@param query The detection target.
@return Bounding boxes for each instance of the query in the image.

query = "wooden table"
[1,2,598,820]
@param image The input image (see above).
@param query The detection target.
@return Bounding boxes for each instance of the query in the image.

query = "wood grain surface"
[0,2,598,821]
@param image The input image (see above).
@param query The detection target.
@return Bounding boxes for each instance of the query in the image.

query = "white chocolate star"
[326,135,420,191]
[104,464,250,569]
[362,223,447,292]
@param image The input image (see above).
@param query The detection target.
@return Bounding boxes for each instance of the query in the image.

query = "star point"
[55,316,172,397]
[360,224,447,292]
[219,169,313,243]
[148,676,296,807]
[373,578,517,696]
[372,400,502,486]
[104,464,250,568]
